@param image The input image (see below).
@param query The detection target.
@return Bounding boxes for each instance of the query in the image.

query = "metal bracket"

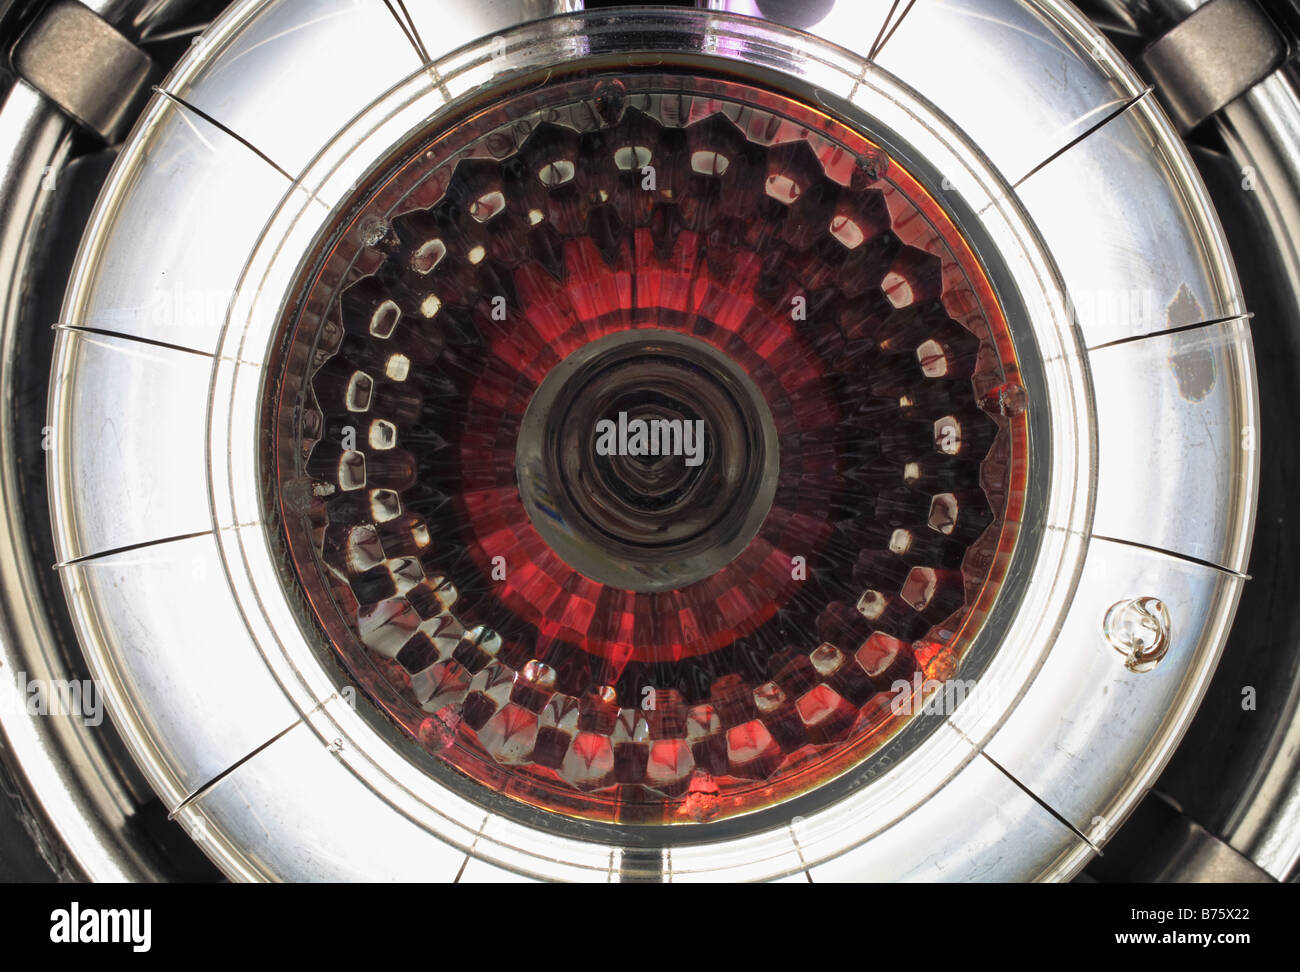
[1140,0,1287,133]
[10,0,155,142]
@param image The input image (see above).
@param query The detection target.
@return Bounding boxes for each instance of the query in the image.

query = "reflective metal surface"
[67,98,293,353]
[1212,71,1300,879]
[198,6,1087,878]
[0,80,150,882]
[5,0,1263,881]
[1015,93,1247,348]
[59,532,299,809]
[49,331,212,560]
[1090,0,1300,883]
[1090,317,1255,571]
[959,537,1245,845]
[0,0,218,884]
[712,0,1138,185]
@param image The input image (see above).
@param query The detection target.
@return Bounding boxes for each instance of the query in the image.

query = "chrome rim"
[28,0,1259,880]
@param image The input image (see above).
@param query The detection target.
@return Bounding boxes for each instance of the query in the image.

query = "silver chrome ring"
[13,0,1264,880]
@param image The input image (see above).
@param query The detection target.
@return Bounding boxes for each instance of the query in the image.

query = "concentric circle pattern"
[516,326,782,594]
[270,71,1027,825]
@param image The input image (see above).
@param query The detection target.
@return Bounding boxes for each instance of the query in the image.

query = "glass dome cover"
[266,67,1029,826]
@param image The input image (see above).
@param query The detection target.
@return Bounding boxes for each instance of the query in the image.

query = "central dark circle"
[518,329,779,592]
[593,394,704,508]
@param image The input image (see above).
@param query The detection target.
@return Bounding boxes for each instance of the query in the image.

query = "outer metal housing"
[39,0,1256,880]
[1140,0,1300,883]
[0,0,207,883]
